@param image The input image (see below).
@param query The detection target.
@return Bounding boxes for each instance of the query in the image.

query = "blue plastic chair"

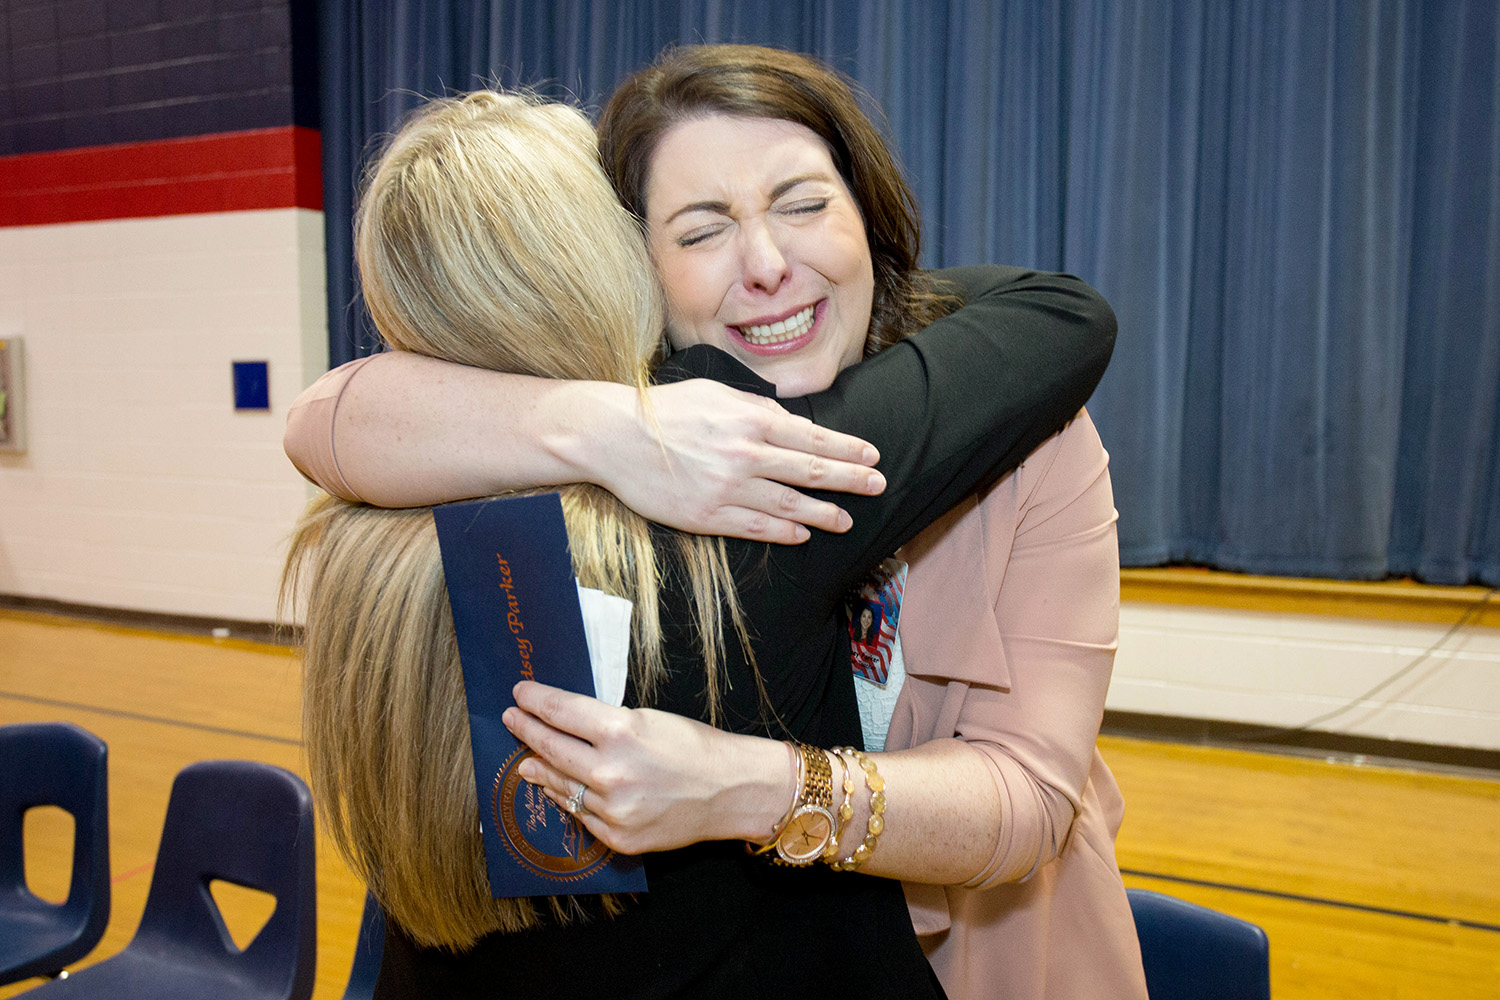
[0,722,110,985]
[1127,888,1271,1000]
[22,760,317,1000]
[339,891,385,1000]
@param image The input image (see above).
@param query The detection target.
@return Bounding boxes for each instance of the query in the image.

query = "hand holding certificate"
[433,493,647,897]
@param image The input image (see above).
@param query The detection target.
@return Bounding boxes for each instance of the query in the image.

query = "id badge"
[847,557,907,685]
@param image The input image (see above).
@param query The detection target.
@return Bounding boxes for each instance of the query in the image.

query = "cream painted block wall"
[0,208,326,622]
[1111,602,1500,752]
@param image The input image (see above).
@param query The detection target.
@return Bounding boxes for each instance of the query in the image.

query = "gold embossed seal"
[492,746,614,882]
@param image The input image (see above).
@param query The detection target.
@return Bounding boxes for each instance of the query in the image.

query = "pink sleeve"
[282,355,380,503]
[894,409,1119,889]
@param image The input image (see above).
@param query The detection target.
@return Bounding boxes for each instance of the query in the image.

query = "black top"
[375,266,1117,1000]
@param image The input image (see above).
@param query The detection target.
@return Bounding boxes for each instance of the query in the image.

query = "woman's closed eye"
[779,197,830,217]
[675,198,830,246]
[676,223,730,247]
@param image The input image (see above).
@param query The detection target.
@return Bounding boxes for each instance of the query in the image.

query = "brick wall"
[0,0,324,623]
[2,0,315,154]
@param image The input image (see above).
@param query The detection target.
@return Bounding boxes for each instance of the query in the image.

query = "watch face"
[776,806,835,864]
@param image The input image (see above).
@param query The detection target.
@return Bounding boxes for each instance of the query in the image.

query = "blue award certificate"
[432,493,647,898]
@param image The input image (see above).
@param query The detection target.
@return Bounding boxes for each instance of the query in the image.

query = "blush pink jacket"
[892,409,1147,1000]
[284,366,1146,999]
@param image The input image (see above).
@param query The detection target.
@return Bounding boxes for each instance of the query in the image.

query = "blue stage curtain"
[319,0,1500,586]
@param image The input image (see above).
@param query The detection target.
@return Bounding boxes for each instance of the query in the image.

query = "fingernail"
[863,445,880,464]
[867,471,886,494]
[793,525,810,543]
[836,509,852,532]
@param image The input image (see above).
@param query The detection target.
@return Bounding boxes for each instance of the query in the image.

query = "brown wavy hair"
[598,44,954,355]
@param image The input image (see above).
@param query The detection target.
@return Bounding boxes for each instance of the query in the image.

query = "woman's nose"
[738,219,791,293]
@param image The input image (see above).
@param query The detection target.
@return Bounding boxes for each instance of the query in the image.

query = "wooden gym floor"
[2,607,1498,999]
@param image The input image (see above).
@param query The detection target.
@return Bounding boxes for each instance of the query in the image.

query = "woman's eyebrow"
[662,199,730,225]
[770,173,832,199]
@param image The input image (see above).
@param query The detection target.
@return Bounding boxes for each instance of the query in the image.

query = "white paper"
[576,583,633,708]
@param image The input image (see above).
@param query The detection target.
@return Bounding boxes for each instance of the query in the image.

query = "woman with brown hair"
[286,45,1143,1000]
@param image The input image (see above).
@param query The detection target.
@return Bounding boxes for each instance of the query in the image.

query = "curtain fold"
[319,0,1500,586]
[1389,0,1500,585]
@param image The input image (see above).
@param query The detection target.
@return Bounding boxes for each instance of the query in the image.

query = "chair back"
[0,722,110,982]
[131,760,316,999]
[339,892,385,1000]
[1127,888,1271,1000]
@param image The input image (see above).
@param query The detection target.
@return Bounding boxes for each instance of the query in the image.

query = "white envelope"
[576,583,632,708]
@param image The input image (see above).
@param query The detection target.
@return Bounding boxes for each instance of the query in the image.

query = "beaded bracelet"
[827,747,885,871]
[824,748,857,861]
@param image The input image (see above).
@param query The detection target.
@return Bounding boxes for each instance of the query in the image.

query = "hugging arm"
[281,265,1112,543]
[282,351,886,544]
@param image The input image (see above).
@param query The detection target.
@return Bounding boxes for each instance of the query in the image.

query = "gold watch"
[773,745,836,866]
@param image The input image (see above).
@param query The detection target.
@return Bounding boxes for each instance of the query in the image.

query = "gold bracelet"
[825,748,856,861]
[827,748,885,871]
[746,740,802,856]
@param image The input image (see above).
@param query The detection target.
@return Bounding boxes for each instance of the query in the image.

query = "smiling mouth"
[735,304,816,346]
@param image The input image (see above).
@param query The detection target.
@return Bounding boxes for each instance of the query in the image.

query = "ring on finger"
[564,781,587,815]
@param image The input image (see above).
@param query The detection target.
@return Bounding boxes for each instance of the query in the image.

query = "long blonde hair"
[283,91,748,949]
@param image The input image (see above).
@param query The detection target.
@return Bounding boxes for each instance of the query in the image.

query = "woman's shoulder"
[1014,405,1106,479]
[1007,407,1110,520]
[901,407,1110,613]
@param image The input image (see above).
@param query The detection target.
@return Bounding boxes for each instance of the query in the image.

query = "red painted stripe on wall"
[0,126,322,227]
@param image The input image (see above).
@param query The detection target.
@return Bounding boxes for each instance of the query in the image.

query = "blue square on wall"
[232,361,270,411]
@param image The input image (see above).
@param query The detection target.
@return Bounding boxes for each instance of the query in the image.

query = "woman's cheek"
[653,259,698,342]
[654,249,694,296]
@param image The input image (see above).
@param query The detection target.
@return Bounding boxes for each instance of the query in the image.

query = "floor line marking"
[0,691,302,748]
[1122,868,1500,934]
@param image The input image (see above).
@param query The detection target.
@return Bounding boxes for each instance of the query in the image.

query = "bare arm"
[283,351,886,543]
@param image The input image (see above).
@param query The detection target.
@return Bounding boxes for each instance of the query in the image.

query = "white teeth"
[739,305,815,345]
